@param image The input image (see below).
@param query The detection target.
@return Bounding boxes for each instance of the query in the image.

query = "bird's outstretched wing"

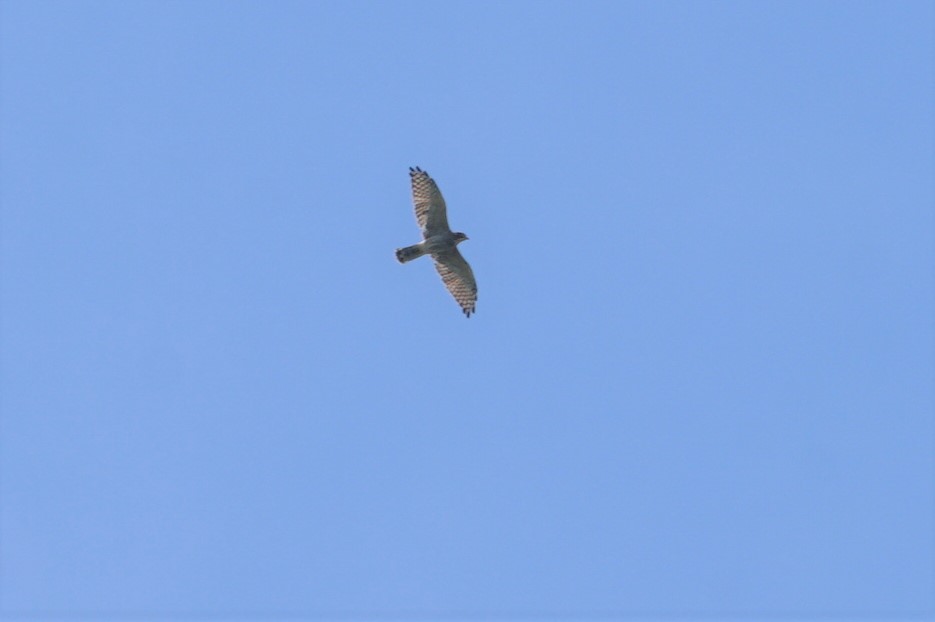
[410,167,450,237]
[433,249,477,317]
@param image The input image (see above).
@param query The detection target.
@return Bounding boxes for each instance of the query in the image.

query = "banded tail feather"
[395,244,425,263]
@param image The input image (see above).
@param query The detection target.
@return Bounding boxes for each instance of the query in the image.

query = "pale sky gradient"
[1,0,933,619]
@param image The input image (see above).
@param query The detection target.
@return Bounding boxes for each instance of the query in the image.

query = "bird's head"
[454,232,469,244]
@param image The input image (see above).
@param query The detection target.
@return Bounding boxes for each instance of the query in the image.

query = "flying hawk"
[395,167,477,317]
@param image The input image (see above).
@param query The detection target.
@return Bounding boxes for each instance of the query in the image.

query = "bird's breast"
[423,234,455,254]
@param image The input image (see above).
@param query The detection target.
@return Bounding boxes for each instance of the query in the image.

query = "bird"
[396,167,477,317]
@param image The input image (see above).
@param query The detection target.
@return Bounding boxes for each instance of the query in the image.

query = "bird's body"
[396,167,477,317]
[396,232,465,262]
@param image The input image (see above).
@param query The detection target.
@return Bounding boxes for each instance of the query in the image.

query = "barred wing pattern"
[410,166,450,236]
[433,249,477,317]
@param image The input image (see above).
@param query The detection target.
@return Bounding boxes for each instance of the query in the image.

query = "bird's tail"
[395,244,425,263]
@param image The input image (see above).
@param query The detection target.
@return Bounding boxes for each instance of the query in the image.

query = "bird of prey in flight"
[395,167,477,317]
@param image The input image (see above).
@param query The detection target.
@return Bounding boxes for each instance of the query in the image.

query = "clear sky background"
[1,1,932,620]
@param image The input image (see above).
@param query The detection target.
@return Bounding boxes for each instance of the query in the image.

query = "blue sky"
[1,0,932,619]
